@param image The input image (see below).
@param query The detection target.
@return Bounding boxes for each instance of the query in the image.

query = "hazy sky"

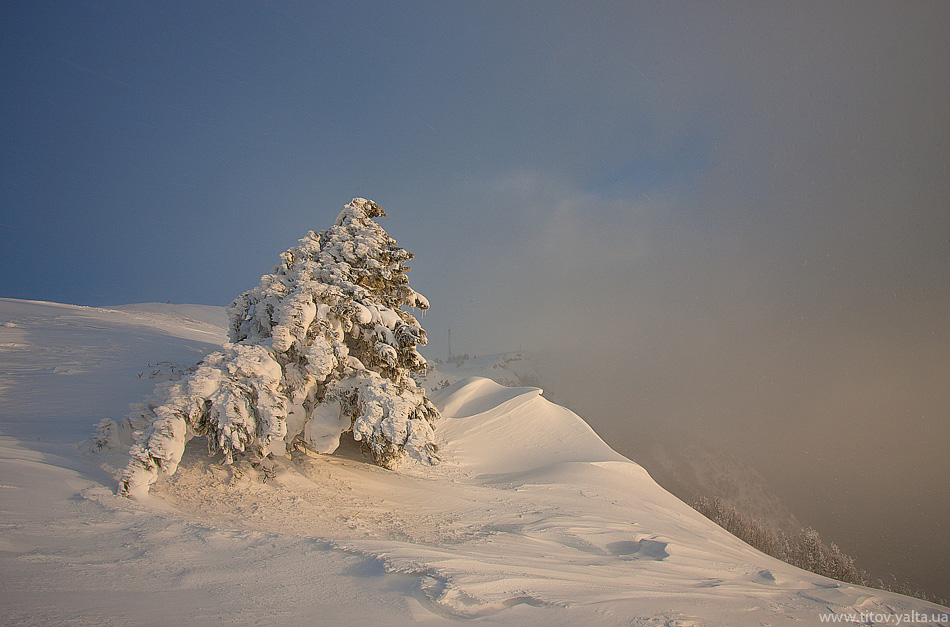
[3,1,948,597]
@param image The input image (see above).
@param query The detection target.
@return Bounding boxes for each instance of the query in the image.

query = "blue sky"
[3,1,949,597]
[2,1,727,310]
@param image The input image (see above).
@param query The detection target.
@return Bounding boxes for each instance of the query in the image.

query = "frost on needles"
[110,198,439,497]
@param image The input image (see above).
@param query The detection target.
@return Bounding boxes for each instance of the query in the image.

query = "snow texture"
[2,297,948,625]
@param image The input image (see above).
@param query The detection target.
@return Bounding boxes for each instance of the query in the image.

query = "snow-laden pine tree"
[115,198,439,497]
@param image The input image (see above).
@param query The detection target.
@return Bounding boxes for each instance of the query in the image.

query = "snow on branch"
[110,198,439,497]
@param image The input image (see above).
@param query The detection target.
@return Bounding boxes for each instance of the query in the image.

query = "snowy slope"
[108,302,228,329]
[1,298,946,626]
[425,354,804,537]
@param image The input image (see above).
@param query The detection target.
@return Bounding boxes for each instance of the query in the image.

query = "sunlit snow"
[0,298,946,626]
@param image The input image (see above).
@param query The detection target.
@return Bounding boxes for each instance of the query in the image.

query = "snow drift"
[1,298,947,626]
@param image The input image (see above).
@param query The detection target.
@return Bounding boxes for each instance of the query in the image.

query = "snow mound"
[432,377,630,476]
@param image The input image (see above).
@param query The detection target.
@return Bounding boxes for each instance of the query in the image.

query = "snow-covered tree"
[114,198,439,497]
[800,527,825,574]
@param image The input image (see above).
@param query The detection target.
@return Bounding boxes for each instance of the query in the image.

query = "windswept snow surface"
[1,299,946,626]
[108,302,228,329]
